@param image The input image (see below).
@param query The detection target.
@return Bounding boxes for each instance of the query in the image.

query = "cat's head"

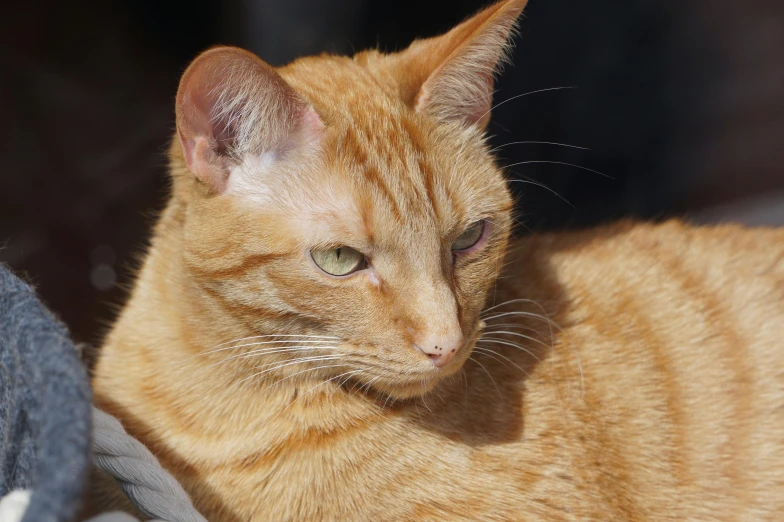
[170,0,526,399]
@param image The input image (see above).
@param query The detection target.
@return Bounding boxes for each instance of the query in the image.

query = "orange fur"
[90,0,784,520]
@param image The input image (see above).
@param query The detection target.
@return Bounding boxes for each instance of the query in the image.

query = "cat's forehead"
[280,54,403,119]
[267,56,509,245]
[326,113,479,238]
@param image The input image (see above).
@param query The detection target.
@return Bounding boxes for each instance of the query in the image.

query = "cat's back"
[497,220,784,519]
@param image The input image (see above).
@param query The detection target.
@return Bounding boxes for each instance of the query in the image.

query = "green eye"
[311,246,366,276]
[452,220,485,251]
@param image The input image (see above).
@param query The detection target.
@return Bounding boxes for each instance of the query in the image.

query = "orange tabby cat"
[90,0,784,520]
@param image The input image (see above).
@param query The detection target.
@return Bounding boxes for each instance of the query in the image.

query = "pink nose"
[414,333,463,368]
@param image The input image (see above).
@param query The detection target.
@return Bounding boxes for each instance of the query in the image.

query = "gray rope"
[86,512,147,522]
[91,408,208,522]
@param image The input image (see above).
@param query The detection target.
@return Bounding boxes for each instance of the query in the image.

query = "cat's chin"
[372,380,438,401]
[366,367,460,401]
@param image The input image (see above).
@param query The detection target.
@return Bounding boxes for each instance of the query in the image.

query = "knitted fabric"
[0,264,92,522]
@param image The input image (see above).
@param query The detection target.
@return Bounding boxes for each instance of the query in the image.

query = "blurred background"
[1,0,783,344]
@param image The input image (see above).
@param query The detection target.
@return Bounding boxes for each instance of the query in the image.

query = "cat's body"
[90,0,784,519]
[93,220,784,521]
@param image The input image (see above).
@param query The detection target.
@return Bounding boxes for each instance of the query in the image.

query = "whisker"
[477,86,577,124]
[272,369,369,418]
[253,354,346,371]
[382,393,395,411]
[460,369,469,411]
[482,323,543,334]
[346,376,363,396]
[482,311,559,327]
[207,333,339,349]
[489,140,589,154]
[483,330,550,349]
[467,357,502,397]
[237,355,347,386]
[337,372,358,393]
[450,86,577,187]
[477,338,542,362]
[420,393,434,415]
[473,346,529,377]
[413,404,423,423]
[483,300,563,354]
[195,335,340,358]
[357,375,381,395]
[272,363,362,388]
[507,178,575,208]
[507,160,612,179]
[210,345,341,367]
[310,369,368,397]
[480,298,542,316]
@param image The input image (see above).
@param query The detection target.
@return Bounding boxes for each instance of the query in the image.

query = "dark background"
[2,0,783,344]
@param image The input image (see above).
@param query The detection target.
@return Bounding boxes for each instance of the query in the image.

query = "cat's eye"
[311,246,366,276]
[452,220,485,251]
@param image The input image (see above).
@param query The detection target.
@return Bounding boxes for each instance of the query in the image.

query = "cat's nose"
[413,332,464,368]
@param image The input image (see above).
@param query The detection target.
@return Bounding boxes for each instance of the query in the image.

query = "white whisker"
[507,160,611,179]
[480,298,542,316]
[420,393,434,415]
[210,345,341,367]
[477,338,541,362]
[467,357,501,397]
[357,375,381,395]
[489,140,589,154]
[482,310,559,326]
[271,369,369,419]
[507,178,575,208]
[482,323,543,334]
[473,346,529,376]
[237,355,347,386]
[382,393,395,411]
[482,330,550,349]
[308,369,368,397]
[194,335,340,358]
[450,86,577,187]
[478,86,577,124]
[272,363,361,388]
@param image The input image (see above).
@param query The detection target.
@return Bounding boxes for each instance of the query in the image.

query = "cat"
[89,0,784,520]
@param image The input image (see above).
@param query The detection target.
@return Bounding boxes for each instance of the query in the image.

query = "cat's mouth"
[340,358,458,400]
[350,322,483,400]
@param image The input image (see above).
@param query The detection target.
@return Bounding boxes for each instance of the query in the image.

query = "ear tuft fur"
[396,0,528,129]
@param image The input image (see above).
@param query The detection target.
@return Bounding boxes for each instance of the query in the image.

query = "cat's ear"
[175,47,323,193]
[397,0,527,129]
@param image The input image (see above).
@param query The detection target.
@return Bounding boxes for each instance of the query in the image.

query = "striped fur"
[90,1,784,520]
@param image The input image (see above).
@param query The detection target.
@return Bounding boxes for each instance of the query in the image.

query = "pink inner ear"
[176,54,238,192]
[175,46,324,195]
[183,77,236,154]
[179,134,230,193]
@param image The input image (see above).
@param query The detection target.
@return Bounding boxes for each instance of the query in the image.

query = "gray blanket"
[0,264,93,522]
